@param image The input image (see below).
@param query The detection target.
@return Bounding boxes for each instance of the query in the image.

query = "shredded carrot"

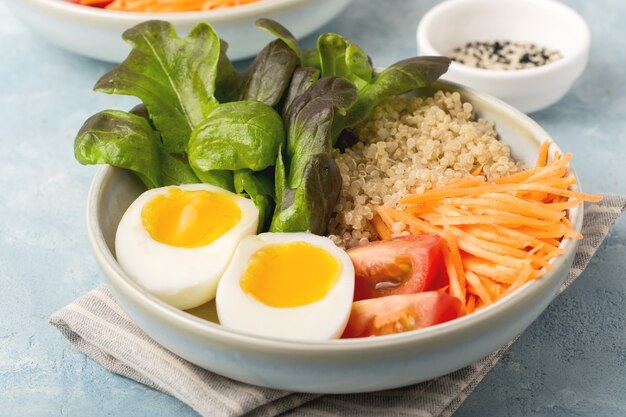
[465,270,492,305]
[376,141,602,314]
[400,181,601,205]
[443,194,566,220]
[470,163,486,176]
[479,275,503,299]
[493,166,542,185]
[441,237,465,304]
[444,223,466,304]
[371,214,392,241]
[462,256,519,284]
[79,0,113,5]
[463,226,530,249]
[535,140,550,167]
[378,207,443,237]
[465,294,477,314]
[453,227,531,260]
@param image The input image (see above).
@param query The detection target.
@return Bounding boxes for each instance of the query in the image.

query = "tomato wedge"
[341,292,462,338]
[67,0,114,7]
[347,235,447,301]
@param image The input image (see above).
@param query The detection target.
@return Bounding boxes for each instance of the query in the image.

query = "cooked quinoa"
[327,90,523,249]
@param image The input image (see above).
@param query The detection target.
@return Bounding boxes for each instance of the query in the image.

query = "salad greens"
[255,18,302,63]
[233,168,275,232]
[215,38,297,106]
[75,110,162,189]
[74,18,450,235]
[188,101,284,174]
[281,67,320,118]
[331,56,453,139]
[95,21,220,156]
[318,34,373,90]
[271,77,357,234]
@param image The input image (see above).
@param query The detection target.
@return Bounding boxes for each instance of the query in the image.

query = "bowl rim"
[86,80,584,353]
[20,0,315,22]
[416,0,591,80]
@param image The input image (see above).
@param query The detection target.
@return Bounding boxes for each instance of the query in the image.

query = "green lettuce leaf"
[214,39,241,104]
[318,34,373,90]
[271,150,342,235]
[255,18,302,63]
[281,66,320,119]
[214,39,297,107]
[331,56,451,138]
[270,77,358,235]
[234,168,275,232]
[284,76,357,186]
[302,47,321,68]
[158,149,203,186]
[128,103,201,186]
[94,20,221,154]
[74,110,162,189]
[238,40,297,106]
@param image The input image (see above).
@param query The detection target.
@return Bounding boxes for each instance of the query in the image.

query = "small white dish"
[4,0,351,62]
[85,81,583,393]
[417,0,590,113]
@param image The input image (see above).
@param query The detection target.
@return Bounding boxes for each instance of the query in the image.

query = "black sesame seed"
[446,40,562,70]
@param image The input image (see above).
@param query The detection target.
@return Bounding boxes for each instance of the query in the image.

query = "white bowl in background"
[417,0,590,113]
[85,81,583,393]
[4,0,351,62]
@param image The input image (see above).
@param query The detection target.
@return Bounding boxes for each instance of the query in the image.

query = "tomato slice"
[341,291,462,338]
[68,0,114,7]
[347,235,447,301]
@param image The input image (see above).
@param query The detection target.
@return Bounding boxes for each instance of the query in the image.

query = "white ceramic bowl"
[417,0,590,113]
[4,0,351,62]
[84,81,583,393]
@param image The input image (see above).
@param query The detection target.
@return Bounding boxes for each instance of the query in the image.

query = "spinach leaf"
[255,18,302,63]
[188,100,285,183]
[74,110,162,189]
[318,34,373,90]
[234,168,275,232]
[270,77,358,235]
[331,56,451,138]
[94,21,221,154]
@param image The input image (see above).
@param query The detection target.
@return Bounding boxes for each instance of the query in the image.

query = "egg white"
[216,232,355,341]
[115,183,258,310]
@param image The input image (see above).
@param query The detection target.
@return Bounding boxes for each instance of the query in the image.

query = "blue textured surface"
[0,0,624,416]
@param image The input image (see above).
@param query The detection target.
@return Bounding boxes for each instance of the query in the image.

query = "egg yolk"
[240,242,341,308]
[141,188,241,248]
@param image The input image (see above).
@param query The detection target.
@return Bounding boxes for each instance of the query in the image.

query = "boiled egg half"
[216,232,355,341]
[115,183,258,310]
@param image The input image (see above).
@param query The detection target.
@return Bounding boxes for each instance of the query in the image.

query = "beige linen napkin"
[50,196,626,417]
